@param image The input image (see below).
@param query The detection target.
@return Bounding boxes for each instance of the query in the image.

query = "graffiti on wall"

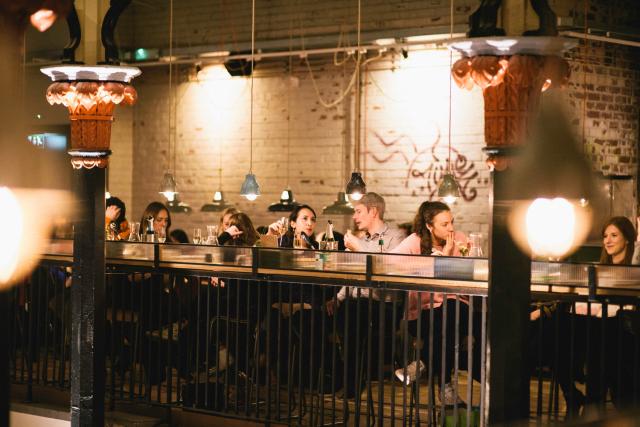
[366,130,479,202]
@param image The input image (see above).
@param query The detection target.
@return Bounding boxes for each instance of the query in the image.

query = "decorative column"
[41,65,139,426]
[450,37,573,423]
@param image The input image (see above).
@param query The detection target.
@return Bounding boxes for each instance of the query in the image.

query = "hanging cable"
[354,0,361,172]
[448,0,453,171]
[249,0,255,174]
[169,0,173,173]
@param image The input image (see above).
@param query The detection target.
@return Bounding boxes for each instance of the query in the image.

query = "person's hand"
[210,277,225,287]
[225,225,243,238]
[325,299,340,316]
[443,231,455,256]
[343,230,360,252]
[267,220,285,236]
[106,205,121,221]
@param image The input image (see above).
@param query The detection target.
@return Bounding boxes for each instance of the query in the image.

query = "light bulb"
[442,195,457,205]
[280,190,290,200]
[160,191,176,202]
[349,192,363,201]
[509,197,592,259]
[213,191,222,201]
[105,191,112,199]
[244,193,258,201]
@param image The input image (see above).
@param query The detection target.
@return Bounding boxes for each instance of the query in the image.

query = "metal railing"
[9,241,640,425]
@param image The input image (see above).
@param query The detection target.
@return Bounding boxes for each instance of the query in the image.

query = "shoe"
[394,360,426,385]
[442,382,463,406]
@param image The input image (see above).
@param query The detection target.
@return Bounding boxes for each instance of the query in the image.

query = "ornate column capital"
[41,65,140,168]
[448,37,575,170]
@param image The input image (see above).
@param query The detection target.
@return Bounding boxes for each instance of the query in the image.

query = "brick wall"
[102,0,640,243]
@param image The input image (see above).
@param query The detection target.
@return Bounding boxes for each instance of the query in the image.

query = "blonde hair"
[218,207,239,234]
[355,192,385,220]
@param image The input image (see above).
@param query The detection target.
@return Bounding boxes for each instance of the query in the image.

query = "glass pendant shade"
[167,195,193,214]
[240,173,260,201]
[201,190,233,212]
[346,172,366,201]
[506,95,595,260]
[268,188,297,212]
[159,172,178,202]
[323,191,355,215]
[438,173,461,204]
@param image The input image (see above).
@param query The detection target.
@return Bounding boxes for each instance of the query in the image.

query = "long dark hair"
[599,216,636,265]
[226,212,260,246]
[413,201,451,255]
[140,201,172,234]
[282,204,317,248]
[106,196,127,229]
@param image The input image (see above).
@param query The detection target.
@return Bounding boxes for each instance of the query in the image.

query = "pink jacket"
[391,232,468,320]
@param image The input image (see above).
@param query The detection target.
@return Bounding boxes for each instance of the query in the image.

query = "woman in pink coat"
[391,201,469,405]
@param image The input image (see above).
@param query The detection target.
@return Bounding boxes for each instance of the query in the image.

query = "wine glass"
[206,225,218,245]
[157,226,167,243]
[193,228,202,245]
[278,217,288,246]
[129,222,140,242]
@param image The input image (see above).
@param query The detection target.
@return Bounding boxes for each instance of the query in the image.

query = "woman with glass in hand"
[266,204,319,249]
[391,201,471,405]
[262,205,329,388]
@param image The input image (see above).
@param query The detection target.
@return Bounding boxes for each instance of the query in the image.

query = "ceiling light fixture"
[159,0,179,204]
[345,0,367,201]
[240,0,261,201]
[438,0,461,205]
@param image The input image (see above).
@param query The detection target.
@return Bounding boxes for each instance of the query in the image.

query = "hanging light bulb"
[202,190,233,212]
[240,173,260,201]
[159,172,178,202]
[346,172,366,201]
[438,172,461,204]
[240,0,260,201]
[268,188,297,212]
[323,191,355,215]
[507,94,595,260]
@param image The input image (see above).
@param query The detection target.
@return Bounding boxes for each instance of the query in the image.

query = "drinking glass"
[469,232,484,257]
[278,217,288,246]
[293,234,304,249]
[206,225,218,245]
[157,226,166,243]
[128,222,140,242]
[193,228,202,245]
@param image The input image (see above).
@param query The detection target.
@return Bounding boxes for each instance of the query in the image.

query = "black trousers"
[336,298,399,398]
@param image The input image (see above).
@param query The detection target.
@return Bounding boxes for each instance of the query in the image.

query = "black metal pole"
[71,166,106,426]
[487,166,531,423]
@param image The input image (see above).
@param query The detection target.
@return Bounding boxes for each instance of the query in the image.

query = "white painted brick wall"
[108,42,638,244]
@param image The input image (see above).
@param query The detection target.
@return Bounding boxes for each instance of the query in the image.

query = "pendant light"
[202,134,234,212]
[268,34,297,212]
[345,0,366,201]
[323,191,355,215]
[167,194,193,214]
[240,0,260,201]
[438,0,461,205]
[159,0,179,203]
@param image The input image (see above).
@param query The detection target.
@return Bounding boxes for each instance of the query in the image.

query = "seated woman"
[391,201,470,405]
[261,205,331,388]
[106,196,130,240]
[218,212,260,246]
[267,204,318,249]
[140,201,171,239]
[573,216,638,413]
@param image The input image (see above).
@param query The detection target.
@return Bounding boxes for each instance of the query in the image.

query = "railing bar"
[479,297,487,427]
[204,276,212,409]
[466,296,474,427]
[43,268,51,385]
